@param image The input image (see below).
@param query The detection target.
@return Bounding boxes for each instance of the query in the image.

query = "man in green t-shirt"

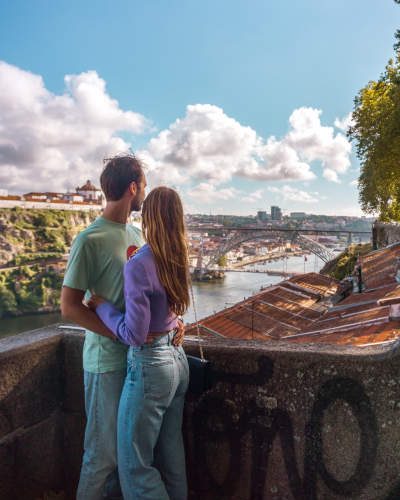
[61,153,184,500]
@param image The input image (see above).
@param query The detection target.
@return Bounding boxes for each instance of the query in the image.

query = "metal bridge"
[201,229,337,270]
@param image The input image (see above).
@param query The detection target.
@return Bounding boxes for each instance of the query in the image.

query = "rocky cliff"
[0,208,98,266]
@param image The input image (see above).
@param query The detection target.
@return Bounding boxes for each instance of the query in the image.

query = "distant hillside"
[0,207,98,266]
[320,243,372,281]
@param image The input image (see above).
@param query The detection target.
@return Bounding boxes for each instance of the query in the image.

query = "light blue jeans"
[118,331,189,500]
[77,368,126,500]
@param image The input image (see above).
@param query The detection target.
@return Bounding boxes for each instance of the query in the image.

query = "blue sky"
[0,0,399,215]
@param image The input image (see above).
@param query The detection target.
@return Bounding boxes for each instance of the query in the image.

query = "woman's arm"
[93,259,153,346]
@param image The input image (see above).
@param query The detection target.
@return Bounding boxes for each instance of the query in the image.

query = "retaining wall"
[373,222,400,249]
[2,326,400,499]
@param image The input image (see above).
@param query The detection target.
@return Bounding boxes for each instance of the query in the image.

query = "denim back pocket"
[141,360,174,400]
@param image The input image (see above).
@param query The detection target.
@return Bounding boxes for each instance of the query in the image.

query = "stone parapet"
[372,221,400,249]
[2,326,400,499]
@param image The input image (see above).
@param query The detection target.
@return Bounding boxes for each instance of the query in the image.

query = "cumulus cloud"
[186,183,242,204]
[334,112,355,132]
[141,105,352,186]
[323,168,341,183]
[241,188,263,203]
[349,179,358,186]
[0,61,354,196]
[0,61,149,192]
[267,185,318,203]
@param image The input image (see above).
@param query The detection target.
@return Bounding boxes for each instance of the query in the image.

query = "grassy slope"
[320,243,372,281]
[0,208,98,263]
[0,208,99,317]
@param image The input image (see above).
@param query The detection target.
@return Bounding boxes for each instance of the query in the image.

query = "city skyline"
[0,0,398,217]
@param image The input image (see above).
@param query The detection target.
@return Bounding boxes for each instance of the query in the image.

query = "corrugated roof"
[283,306,390,338]
[184,243,400,348]
[282,321,400,347]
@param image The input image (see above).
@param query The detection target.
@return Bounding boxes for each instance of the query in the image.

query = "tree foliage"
[348,1,400,221]
[0,284,17,318]
[217,255,227,267]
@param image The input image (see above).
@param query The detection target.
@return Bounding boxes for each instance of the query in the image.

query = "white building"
[290,212,307,218]
[76,180,102,201]
[63,192,85,202]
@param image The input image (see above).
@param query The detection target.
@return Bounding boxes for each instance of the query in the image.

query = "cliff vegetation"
[0,207,98,266]
[320,243,372,281]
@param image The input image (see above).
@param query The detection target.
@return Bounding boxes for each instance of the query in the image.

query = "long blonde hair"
[141,187,190,317]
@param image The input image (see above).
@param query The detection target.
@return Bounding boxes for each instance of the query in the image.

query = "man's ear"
[128,182,137,196]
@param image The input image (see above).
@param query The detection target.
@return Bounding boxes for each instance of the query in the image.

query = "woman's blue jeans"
[118,330,189,500]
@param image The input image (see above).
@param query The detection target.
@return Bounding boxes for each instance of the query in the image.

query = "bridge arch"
[202,230,335,270]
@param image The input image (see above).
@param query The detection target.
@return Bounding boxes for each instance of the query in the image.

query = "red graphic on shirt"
[127,246,139,260]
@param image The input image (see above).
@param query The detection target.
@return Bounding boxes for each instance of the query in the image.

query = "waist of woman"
[144,329,176,344]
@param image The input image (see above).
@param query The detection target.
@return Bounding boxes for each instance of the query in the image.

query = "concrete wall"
[2,326,400,499]
[373,222,400,249]
[0,199,102,211]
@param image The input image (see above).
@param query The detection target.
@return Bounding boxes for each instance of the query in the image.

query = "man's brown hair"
[100,152,145,201]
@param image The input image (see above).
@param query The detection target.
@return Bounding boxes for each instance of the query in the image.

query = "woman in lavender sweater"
[87,186,190,500]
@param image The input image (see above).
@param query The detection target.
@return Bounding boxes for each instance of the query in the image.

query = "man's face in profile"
[130,175,147,212]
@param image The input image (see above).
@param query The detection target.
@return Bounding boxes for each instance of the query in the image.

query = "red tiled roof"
[266,286,316,307]
[284,306,390,338]
[0,196,21,200]
[77,180,100,191]
[332,284,400,308]
[277,281,321,299]
[282,321,400,347]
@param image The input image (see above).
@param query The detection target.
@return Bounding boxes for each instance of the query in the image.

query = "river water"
[0,254,326,339]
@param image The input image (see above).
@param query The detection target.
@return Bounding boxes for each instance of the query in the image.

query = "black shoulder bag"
[186,277,213,395]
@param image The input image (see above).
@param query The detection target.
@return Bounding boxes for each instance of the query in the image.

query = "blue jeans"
[77,368,126,500]
[118,331,189,500]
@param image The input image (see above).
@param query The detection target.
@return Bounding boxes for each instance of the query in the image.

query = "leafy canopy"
[348,0,400,221]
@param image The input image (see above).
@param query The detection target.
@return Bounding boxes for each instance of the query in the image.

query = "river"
[0,254,326,339]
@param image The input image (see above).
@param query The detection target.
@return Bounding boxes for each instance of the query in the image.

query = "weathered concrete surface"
[2,326,400,499]
[182,339,400,500]
[373,222,400,249]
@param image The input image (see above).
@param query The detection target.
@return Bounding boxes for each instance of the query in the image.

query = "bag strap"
[188,275,205,362]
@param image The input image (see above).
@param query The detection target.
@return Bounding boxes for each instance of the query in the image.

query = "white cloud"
[285,108,351,178]
[241,188,263,203]
[140,104,352,186]
[323,206,369,217]
[0,61,149,192]
[323,168,341,183]
[267,185,318,203]
[349,180,358,186]
[320,195,329,200]
[186,183,242,204]
[0,62,355,195]
[334,112,355,132]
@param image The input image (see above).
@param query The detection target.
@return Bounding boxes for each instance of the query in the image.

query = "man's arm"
[61,286,117,340]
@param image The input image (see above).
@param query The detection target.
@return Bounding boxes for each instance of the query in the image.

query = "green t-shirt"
[63,216,144,373]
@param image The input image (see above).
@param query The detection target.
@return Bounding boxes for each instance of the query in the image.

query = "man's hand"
[61,287,116,340]
[173,319,185,347]
[86,295,107,311]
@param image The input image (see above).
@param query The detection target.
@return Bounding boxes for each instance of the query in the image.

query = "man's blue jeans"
[118,331,189,500]
[77,368,126,500]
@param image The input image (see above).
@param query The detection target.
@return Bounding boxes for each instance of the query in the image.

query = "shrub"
[17,289,43,311]
[0,284,17,317]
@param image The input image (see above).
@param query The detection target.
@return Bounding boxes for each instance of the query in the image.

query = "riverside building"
[0,180,105,212]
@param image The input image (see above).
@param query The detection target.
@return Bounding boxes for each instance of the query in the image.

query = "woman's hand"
[173,319,185,347]
[86,295,107,311]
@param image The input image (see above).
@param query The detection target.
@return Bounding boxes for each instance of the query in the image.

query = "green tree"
[17,289,43,311]
[348,2,400,221]
[0,284,17,318]
[217,255,227,266]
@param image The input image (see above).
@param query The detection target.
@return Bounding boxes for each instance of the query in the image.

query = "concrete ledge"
[2,327,400,499]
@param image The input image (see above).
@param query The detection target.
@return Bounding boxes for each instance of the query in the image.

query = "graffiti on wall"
[186,356,385,500]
